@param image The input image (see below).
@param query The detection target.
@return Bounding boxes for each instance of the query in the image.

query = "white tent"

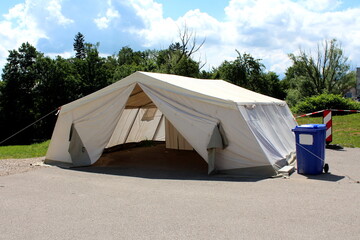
[45,71,297,176]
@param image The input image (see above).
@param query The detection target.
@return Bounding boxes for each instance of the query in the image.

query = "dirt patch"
[0,157,48,176]
[95,142,208,174]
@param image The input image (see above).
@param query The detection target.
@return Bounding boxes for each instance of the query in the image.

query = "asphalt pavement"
[0,148,359,240]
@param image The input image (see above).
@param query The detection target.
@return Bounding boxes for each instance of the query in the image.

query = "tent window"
[141,107,157,121]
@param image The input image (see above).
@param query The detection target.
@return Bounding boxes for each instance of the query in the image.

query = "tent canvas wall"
[45,71,297,176]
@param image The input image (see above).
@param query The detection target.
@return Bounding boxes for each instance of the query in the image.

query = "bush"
[291,94,360,114]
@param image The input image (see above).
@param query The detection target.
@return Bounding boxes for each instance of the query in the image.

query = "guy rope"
[0,108,60,145]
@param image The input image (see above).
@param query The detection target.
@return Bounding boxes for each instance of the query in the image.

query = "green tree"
[0,43,82,144]
[155,25,205,78]
[0,43,39,144]
[262,71,286,99]
[287,39,355,98]
[292,93,360,114]
[282,63,315,106]
[174,24,205,65]
[73,32,86,59]
[156,46,200,77]
[74,43,113,96]
[118,46,140,65]
[215,51,266,92]
[33,56,82,141]
[113,47,157,80]
[214,51,287,98]
[198,69,215,79]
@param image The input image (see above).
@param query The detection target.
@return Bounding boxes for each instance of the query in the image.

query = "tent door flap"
[68,124,91,166]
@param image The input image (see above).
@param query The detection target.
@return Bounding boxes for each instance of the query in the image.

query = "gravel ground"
[0,157,48,176]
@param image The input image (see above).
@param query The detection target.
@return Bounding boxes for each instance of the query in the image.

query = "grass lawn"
[0,140,50,159]
[296,113,360,148]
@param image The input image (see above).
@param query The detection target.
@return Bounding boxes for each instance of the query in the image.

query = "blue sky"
[157,0,228,20]
[1,0,360,76]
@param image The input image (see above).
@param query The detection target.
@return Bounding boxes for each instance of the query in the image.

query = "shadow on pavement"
[325,144,344,150]
[59,143,270,182]
[66,166,269,182]
[303,172,345,182]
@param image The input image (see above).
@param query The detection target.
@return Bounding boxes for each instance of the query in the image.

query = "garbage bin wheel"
[324,163,329,173]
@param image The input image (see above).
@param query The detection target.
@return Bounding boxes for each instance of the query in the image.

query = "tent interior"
[97,83,207,173]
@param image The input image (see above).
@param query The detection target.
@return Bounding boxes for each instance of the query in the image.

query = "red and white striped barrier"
[330,109,360,113]
[295,109,360,145]
[295,109,360,118]
[295,110,324,118]
[323,110,332,144]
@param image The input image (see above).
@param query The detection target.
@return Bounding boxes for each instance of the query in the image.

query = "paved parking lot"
[0,148,359,240]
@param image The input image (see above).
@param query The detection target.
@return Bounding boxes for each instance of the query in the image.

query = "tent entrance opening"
[96,84,207,172]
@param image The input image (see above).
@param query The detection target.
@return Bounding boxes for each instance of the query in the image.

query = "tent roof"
[61,71,285,113]
[137,72,283,105]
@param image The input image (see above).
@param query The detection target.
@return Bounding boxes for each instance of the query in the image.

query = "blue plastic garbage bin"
[292,124,326,175]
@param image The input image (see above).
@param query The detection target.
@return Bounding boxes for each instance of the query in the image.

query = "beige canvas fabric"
[46,71,297,176]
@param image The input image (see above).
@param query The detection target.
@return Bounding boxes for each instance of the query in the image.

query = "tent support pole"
[152,114,164,140]
[124,108,140,143]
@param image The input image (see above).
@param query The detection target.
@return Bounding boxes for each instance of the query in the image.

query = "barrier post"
[323,109,332,145]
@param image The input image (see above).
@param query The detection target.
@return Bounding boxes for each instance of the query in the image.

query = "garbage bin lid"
[292,124,326,131]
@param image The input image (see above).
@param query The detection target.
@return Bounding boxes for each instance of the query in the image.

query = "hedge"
[291,94,360,114]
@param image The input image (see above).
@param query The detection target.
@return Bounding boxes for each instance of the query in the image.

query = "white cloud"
[0,2,46,71]
[94,3,120,30]
[46,0,74,25]
[126,0,175,46]
[45,51,74,59]
[126,0,360,72]
[178,10,221,39]
[2,0,360,76]
[129,0,164,24]
[1,2,47,51]
[127,1,221,49]
[94,17,108,29]
[299,0,342,11]
[0,0,76,71]
[187,0,360,72]
[116,3,177,42]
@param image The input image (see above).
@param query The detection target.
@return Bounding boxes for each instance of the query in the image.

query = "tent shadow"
[65,166,268,182]
[56,143,271,182]
[70,143,270,182]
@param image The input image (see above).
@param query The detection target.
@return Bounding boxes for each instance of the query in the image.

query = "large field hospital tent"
[45,71,297,176]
